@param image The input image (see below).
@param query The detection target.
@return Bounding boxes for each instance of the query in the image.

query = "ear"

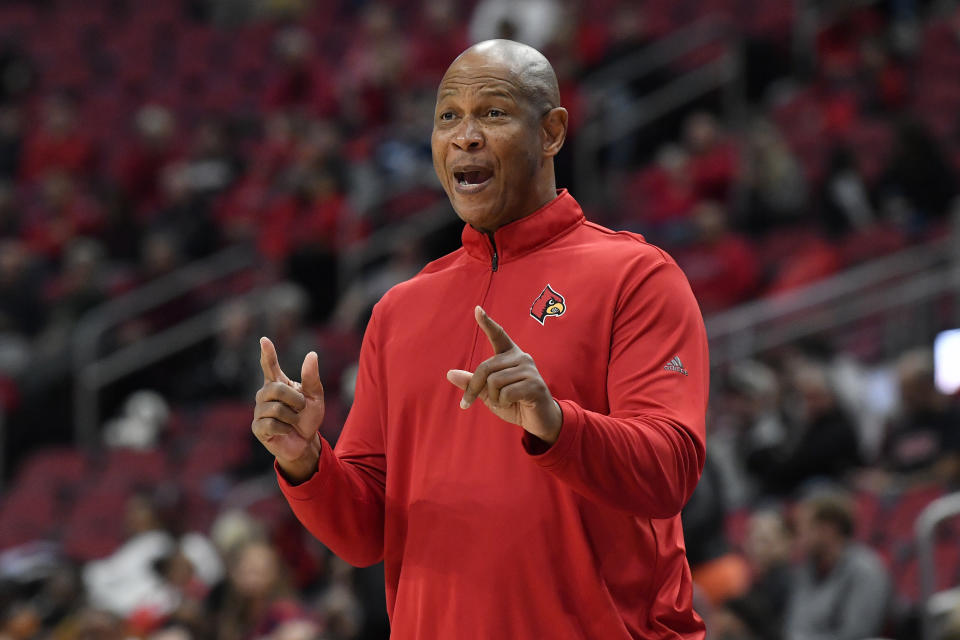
[540,107,568,158]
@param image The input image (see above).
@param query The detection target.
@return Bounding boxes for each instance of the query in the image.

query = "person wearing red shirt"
[21,95,95,183]
[252,40,709,639]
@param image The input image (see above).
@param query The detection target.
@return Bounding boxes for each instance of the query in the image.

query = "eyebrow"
[478,87,517,100]
[437,83,519,101]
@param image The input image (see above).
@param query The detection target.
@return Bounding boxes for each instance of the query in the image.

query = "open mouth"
[453,167,493,193]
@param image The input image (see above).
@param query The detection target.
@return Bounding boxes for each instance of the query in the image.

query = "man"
[785,490,891,640]
[252,39,709,639]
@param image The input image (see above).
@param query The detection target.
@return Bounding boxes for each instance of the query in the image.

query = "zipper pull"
[488,233,499,272]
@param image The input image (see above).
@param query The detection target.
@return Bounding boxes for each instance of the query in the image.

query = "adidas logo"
[663,355,688,376]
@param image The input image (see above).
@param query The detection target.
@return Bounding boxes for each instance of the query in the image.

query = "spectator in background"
[879,118,958,227]
[469,0,562,51]
[624,143,697,233]
[340,4,410,131]
[182,300,262,402]
[682,456,751,607]
[178,120,238,200]
[311,556,363,640]
[152,162,221,260]
[713,509,793,640]
[683,112,739,204]
[858,36,908,113]
[747,361,862,497]
[20,94,95,183]
[82,493,181,619]
[258,162,352,264]
[35,238,107,363]
[879,348,960,484]
[708,359,787,506]
[675,201,759,314]
[115,104,179,216]
[213,112,299,247]
[739,118,807,234]
[264,26,338,118]
[820,146,876,236]
[208,540,312,640]
[20,171,104,260]
[784,490,891,640]
[409,0,469,82]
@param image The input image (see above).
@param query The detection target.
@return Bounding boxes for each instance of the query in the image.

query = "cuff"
[522,398,582,468]
[275,437,330,502]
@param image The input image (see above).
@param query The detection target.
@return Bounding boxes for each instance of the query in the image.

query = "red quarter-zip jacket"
[278,190,709,639]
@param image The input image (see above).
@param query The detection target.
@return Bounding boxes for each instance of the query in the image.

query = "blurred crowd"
[691,343,960,639]
[0,0,958,638]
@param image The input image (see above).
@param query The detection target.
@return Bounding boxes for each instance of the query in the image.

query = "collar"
[460,189,584,267]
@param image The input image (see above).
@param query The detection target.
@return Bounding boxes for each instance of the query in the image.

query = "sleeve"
[276,308,387,567]
[522,259,708,518]
[833,566,890,640]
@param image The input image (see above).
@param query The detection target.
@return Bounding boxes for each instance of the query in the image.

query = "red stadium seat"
[0,488,58,549]
[894,541,960,604]
[14,447,90,493]
[99,448,170,488]
[199,401,256,438]
[886,485,947,544]
[63,488,130,561]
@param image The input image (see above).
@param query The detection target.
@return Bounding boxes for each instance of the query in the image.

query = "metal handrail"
[706,237,952,344]
[337,200,454,291]
[580,16,731,94]
[72,244,258,450]
[706,207,960,369]
[916,491,960,640]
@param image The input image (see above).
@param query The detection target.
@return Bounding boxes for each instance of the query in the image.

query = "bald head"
[432,39,568,232]
[443,39,561,118]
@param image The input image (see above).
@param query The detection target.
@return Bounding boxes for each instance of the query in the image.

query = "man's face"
[795,506,831,562]
[431,55,545,232]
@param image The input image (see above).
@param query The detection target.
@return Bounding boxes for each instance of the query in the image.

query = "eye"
[439,111,456,122]
[487,109,505,118]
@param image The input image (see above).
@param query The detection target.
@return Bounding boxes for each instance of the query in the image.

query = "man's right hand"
[252,337,325,484]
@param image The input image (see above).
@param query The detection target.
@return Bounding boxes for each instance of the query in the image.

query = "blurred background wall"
[0,0,959,638]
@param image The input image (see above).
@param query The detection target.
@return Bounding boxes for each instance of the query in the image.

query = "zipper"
[466,233,499,367]
[487,232,499,271]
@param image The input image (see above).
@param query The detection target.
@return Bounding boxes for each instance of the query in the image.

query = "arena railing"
[574,14,746,207]
[71,244,261,452]
[916,490,960,640]
[69,197,458,454]
[706,205,960,375]
[337,200,454,293]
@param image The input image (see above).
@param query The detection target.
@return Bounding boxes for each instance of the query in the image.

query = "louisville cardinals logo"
[530,284,566,325]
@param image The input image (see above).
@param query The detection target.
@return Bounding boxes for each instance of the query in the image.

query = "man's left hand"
[446,306,562,445]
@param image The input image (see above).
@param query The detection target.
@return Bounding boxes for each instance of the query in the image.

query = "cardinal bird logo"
[530,284,566,325]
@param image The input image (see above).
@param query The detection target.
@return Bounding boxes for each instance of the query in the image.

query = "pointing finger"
[260,337,290,385]
[475,306,516,355]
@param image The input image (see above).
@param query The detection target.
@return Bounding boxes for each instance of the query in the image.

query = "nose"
[453,116,484,151]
